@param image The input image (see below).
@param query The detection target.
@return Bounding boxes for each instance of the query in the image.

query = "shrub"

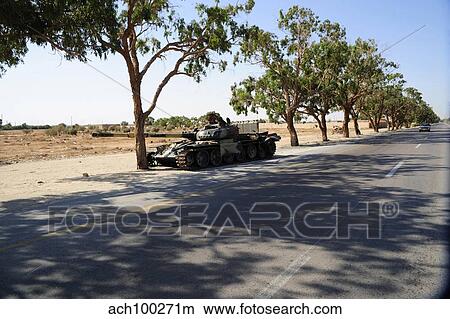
[67,128,78,135]
[46,127,59,136]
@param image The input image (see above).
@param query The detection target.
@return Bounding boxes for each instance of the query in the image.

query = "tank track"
[176,150,194,170]
[174,140,276,170]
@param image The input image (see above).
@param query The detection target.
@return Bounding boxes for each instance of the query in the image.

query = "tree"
[230,72,298,123]
[385,86,439,128]
[153,116,193,129]
[103,0,255,168]
[357,72,403,132]
[232,6,327,146]
[1,0,254,169]
[336,39,388,137]
[301,21,347,141]
[145,116,155,126]
[383,85,405,130]
[196,111,224,127]
[413,104,440,124]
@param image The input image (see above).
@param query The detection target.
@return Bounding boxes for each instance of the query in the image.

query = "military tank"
[143,124,280,169]
[93,119,280,170]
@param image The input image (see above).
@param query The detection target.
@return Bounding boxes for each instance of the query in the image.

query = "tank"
[93,123,280,169]
[150,123,280,169]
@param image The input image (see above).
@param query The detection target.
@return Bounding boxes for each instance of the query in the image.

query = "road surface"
[1,124,449,298]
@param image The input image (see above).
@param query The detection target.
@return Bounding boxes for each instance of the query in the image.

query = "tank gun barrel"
[92,132,132,137]
[145,132,196,139]
[92,131,196,139]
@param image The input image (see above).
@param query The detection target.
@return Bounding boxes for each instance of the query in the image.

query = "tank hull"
[148,132,280,170]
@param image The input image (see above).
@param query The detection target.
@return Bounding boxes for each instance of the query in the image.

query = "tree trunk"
[131,81,148,170]
[286,112,299,146]
[369,118,378,132]
[353,115,361,135]
[350,108,361,135]
[342,107,350,138]
[391,116,397,130]
[319,113,328,142]
[134,111,148,170]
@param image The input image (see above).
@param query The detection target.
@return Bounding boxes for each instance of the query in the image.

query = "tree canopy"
[0,0,119,75]
[230,5,439,143]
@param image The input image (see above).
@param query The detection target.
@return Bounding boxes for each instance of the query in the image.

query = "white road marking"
[415,144,421,149]
[385,161,404,178]
[255,245,316,299]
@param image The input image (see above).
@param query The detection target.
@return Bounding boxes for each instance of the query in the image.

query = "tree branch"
[139,41,187,79]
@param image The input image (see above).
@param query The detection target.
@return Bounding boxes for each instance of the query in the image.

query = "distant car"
[418,123,431,132]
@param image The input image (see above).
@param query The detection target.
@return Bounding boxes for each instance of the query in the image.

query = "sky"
[0,0,449,125]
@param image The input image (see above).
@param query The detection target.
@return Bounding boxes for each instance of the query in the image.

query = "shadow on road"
[0,126,448,298]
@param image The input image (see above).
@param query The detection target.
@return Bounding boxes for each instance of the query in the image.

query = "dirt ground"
[0,130,176,165]
[0,120,377,165]
[0,120,384,202]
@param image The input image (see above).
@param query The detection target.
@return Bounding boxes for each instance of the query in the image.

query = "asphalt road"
[1,124,449,298]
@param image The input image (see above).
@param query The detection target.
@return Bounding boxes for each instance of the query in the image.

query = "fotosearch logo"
[48,201,399,239]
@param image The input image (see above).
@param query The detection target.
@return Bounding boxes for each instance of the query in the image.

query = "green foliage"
[153,116,194,130]
[412,102,440,124]
[196,111,224,126]
[149,112,227,130]
[358,72,440,130]
[145,117,155,126]
[45,124,84,136]
[231,5,348,143]
[0,123,51,130]
[46,124,66,136]
[67,127,78,135]
[45,127,59,137]
[231,4,435,140]
[301,23,348,123]
[230,74,286,123]
[74,124,86,132]
[232,6,319,122]
[0,0,119,76]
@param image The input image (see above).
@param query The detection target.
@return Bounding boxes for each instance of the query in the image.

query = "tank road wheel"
[210,149,222,166]
[246,144,257,160]
[176,151,195,169]
[185,152,195,167]
[223,153,234,165]
[258,144,267,159]
[196,150,210,169]
[265,139,276,158]
[235,151,246,162]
